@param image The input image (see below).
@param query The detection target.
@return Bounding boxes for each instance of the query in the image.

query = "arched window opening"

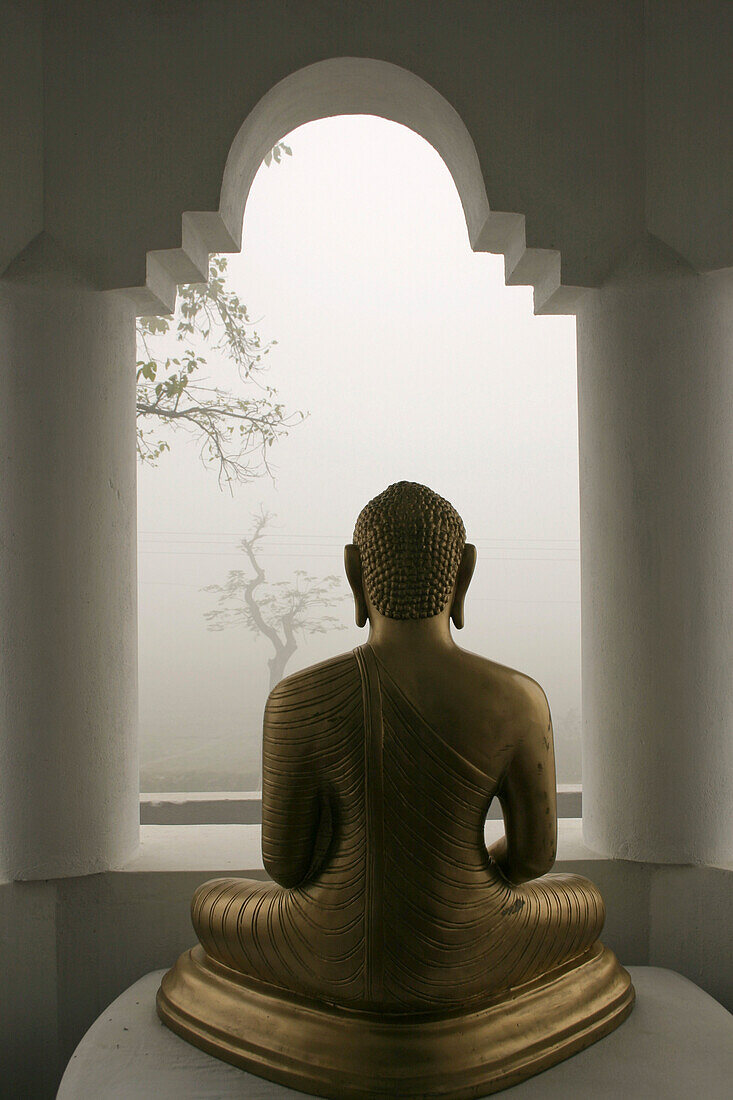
[137,116,580,809]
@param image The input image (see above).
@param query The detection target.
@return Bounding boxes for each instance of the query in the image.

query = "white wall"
[19,1,648,290]
[0,236,139,879]
[578,248,733,864]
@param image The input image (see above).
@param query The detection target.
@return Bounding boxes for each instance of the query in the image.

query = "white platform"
[57,968,733,1099]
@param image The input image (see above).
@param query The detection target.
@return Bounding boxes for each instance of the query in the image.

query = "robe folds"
[193,644,603,1011]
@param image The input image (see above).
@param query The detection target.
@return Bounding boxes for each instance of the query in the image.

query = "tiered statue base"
[157,942,634,1099]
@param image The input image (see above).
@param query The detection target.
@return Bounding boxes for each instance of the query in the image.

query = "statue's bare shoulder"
[451,648,552,771]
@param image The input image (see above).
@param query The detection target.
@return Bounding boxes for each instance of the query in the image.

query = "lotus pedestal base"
[156,942,634,1099]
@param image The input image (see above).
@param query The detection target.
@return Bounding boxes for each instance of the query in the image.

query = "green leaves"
[137,360,157,382]
[263,141,292,167]
[138,315,170,337]
[135,254,306,487]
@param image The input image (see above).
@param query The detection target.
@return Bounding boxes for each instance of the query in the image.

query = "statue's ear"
[344,544,368,628]
[450,543,477,630]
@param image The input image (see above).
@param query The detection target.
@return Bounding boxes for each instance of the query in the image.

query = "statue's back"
[259,645,600,1010]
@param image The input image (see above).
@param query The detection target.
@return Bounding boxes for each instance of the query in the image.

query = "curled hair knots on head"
[353,482,466,620]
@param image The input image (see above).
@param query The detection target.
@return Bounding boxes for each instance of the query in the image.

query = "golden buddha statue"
[158,482,634,1097]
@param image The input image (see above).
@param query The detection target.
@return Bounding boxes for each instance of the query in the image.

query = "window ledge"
[139,785,584,825]
[118,817,597,875]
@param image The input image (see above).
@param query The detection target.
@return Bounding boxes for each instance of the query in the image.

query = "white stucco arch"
[219,58,489,255]
[136,58,586,318]
[2,19,731,887]
[130,55,733,871]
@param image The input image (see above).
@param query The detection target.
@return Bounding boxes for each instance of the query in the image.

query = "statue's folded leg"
[503,871,606,988]
[161,868,632,1099]
[191,876,283,977]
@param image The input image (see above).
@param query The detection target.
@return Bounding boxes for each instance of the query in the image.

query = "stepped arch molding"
[134,57,587,317]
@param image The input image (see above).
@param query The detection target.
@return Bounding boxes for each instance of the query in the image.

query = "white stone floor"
[57,968,733,1099]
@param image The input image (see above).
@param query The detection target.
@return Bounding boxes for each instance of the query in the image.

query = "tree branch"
[135,255,305,487]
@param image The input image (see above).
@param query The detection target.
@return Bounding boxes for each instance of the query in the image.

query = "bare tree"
[204,510,346,690]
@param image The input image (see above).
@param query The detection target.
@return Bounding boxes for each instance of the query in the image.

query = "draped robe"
[193,645,604,1011]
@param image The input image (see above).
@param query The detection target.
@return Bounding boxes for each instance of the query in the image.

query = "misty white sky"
[137,116,581,791]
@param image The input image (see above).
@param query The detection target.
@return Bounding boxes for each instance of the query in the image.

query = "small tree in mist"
[204,509,346,690]
[136,143,298,488]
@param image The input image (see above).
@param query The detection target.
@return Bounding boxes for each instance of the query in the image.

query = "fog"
[138,116,581,791]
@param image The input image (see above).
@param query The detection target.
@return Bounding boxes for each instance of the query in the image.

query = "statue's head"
[345,482,476,629]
